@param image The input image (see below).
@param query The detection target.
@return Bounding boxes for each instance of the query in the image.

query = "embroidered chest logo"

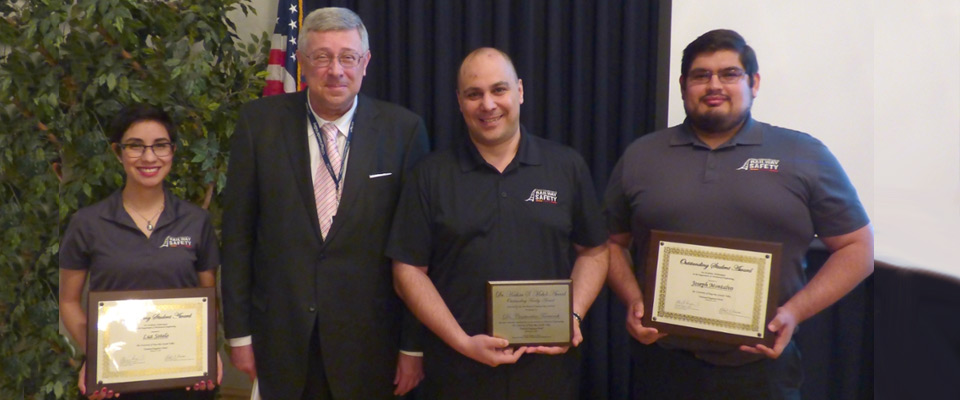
[525,189,558,204]
[160,236,193,248]
[736,158,780,172]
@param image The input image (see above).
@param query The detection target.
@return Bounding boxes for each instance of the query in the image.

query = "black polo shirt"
[387,128,606,335]
[60,187,219,291]
[387,128,606,399]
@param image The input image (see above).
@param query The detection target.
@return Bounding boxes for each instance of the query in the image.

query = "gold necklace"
[127,202,164,231]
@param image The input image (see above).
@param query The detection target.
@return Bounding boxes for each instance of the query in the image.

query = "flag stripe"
[263,0,302,97]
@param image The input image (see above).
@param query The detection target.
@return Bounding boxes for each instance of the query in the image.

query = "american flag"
[263,0,303,96]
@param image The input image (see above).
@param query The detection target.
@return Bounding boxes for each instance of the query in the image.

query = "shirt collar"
[306,95,359,138]
[457,125,542,172]
[671,114,762,148]
[101,185,178,230]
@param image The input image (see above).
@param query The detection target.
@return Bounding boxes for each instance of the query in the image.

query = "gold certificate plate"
[486,280,573,346]
[85,287,217,394]
[643,231,781,347]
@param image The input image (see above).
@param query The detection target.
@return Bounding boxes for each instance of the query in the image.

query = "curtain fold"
[307,0,660,188]
[296,2,873,400]
[301,2,662,399]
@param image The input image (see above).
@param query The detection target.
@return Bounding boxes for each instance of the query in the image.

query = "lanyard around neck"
[307,104,354,191]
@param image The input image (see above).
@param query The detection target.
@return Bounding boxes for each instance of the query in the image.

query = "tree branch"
[36,44,57,66]
[96,25,145,77]
[52,162,62,183]
[11,99,62,148]
[202,182,213,210]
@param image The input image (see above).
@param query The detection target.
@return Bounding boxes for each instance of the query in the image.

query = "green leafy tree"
[0,0,267,397]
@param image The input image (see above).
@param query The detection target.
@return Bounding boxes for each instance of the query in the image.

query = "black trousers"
[121,388,216,400]
[300,320,334,400]
[630,341,803,400]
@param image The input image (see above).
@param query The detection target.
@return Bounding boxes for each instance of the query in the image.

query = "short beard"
[687,108,750,135]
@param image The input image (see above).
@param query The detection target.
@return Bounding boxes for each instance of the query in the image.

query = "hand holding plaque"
[486,280,573,347]
[85,287,218,395]
[625,298,667,345]
[642,231,781,347]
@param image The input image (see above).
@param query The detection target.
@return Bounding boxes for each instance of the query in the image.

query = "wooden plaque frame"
[85,287,217,394]
[642,230,781,347]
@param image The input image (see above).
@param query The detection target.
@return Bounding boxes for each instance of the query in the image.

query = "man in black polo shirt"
[386,47,609,399]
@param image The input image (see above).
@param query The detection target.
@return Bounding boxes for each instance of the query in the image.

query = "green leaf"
[0,1,267,395]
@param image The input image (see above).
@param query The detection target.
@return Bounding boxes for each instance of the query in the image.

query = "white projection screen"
[668,0,960,278]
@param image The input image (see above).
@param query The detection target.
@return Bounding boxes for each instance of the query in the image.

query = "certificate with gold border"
[642,231,781,347]
[85,287,217,394]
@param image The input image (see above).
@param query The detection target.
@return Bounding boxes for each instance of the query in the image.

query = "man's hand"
[229,344,257,381]
[393,353,424,396]
[626,299,666,344]
[526,315,584,355]
[458,334,527,367]
[740,306,798,358]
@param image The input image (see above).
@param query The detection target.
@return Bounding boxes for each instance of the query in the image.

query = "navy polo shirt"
[604,116,869,365]
[60,188,219,291]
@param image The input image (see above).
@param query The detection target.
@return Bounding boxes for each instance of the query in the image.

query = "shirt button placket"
[704,151,719,183]
[496,179,508,222]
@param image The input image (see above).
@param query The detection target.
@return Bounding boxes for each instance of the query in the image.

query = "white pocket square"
[369,172,392,178]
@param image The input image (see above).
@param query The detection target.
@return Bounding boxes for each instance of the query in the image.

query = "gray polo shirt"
[604,116,869,365]
[60,188,219,291]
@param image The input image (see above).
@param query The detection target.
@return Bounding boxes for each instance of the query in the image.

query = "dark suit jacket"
[222,91,429,399]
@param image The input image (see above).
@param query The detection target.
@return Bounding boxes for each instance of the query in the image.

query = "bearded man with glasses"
[221,7,429,400]
[604,29,873,399]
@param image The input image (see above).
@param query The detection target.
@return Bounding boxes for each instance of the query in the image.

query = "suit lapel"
[281,91,325,242]
[324,95,379,241]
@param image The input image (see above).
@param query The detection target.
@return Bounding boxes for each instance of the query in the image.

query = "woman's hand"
[78,362,119,399]
[186,352,223,391]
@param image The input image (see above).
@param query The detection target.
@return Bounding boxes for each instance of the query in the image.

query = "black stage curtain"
[802,244,874,400]
[875,263,960,399]
[305,0,661,187]
[302,3,661,397]
[299,2,872,399]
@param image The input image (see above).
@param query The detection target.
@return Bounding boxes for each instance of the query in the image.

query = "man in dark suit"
[221,7,429,400]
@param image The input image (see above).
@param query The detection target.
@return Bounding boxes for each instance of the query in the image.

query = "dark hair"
[680,29,758,87]
[107,104,177,144]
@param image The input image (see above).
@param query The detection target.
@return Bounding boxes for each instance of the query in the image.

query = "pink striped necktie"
[314,122,341,239]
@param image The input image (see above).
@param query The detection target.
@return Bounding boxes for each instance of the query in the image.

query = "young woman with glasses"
[59,104,221,400]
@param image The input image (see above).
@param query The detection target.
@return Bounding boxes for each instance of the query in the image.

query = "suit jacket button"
[308,305,317,312]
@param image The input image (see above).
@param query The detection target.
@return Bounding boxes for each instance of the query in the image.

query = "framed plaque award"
[486,280,573,346]
[85,287,217,394]
[642,230,781,347]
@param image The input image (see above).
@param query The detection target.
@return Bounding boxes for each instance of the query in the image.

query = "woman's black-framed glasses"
[119,142,174,158]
